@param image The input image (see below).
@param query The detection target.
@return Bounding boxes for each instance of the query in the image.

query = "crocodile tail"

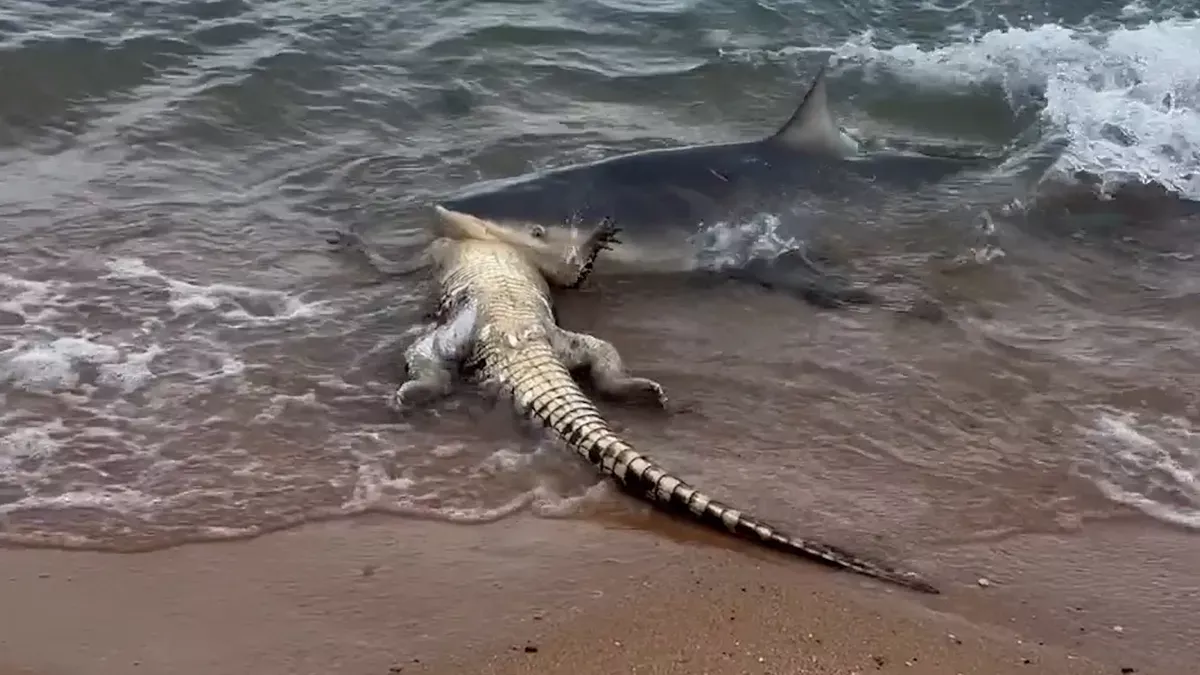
[494,346,939,595]
[606,442,937,594]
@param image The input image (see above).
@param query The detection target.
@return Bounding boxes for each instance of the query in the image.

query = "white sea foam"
[0,255,378,547]
[342,458,538,524]
[103,257,333,324]
[0,422,64,473]
[722,12,1200,199]
[1078,408,1199,529]
[691,212,807,269]
[532,481,615,518]
[0,336,162,394]
[830,16,1200,198]
[0,273,64,324]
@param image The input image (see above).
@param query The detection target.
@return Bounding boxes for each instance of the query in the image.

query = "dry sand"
[2,512,1182,675]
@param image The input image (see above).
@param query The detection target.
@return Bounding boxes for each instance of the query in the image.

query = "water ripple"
[0,0,1197,554]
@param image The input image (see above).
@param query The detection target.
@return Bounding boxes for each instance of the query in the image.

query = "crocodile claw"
[591,219,622,250]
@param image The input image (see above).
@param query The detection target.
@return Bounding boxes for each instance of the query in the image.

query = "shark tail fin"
[768,64,857,156]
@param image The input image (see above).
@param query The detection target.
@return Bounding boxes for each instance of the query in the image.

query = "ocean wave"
[1077,408,1199,529]
[0,250,592,550]
[827,16,1200,200]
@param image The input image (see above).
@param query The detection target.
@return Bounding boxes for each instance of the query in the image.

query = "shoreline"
[1,514,1189,675]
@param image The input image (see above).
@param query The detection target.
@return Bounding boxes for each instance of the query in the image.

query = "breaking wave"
[723,8,1200,200]
[1078,408,1199,529]
[0,254,611,550]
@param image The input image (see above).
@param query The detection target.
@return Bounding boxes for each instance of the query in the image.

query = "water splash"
[1078,408,1199,529]
[828,17,1200,199]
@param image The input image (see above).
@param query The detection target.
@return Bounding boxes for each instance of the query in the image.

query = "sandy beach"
[2,513,1188,675]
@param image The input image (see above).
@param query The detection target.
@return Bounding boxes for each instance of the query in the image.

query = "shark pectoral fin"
[729,252,880,309]
[768,63,858,157]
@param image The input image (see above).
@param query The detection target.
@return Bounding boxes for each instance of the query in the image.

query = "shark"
[439,64,997,305]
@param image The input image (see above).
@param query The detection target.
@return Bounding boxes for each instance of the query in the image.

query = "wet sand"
[1,514,1186,675]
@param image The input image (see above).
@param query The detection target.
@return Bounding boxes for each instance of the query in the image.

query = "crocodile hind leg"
[392,330,456,410]
[552,329,668,408]
[392,299,478,410]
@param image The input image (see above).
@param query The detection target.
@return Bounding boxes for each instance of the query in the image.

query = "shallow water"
[1,0,1198,667]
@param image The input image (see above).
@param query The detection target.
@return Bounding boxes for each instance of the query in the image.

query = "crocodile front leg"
[562,218,620,289]
[552,329,668,408]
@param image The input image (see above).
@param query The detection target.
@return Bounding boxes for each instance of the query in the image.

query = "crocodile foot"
[390,378,453,412]
[552,328,669,410]
[601,374,669,408]
[389,327,460,412]
[567,219,621,289]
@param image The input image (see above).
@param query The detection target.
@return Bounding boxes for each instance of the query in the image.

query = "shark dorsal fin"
[769,65,853,156]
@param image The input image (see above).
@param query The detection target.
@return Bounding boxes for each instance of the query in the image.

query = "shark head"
[431,205,599,286]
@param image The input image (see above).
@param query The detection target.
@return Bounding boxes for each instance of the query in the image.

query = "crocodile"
[329,205,939,594]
